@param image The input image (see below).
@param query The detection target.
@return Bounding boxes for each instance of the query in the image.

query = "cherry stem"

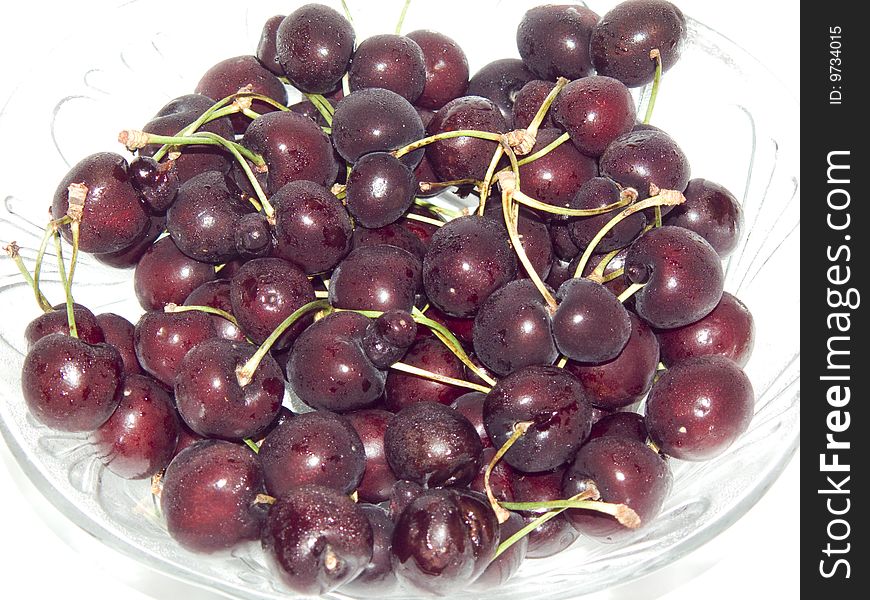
[486,421,533,523]
[33,216,71,312]
[418,178,481,193]
[52,227,78,339]
[654,205,663,228]
[235,299,332,386]
[393,129,504,159]
[526,77,569,139]
[395,0,412,34]
[390,362,492,393]
[601,267,625,284]
[163,303,241,329]
[303,93,334,126]
[404,212,444,227]
[340,0,355,25]
[499,498,638,524]
[588,248,623,283]
[314,290,329,298]
[411,309,498,387]
[342,72,351,97]
[243,438,261,454]
[556,356,568,369]
[617,282,645,303]
[643,49,663,125]
[476,144,505,216]
[254,493,277,505]
[120,130,266,170]
[573,189,686,278]
[517,131,570,167]
[65,182,86,287]
[4,242,52,312]
[513,187,635,218]
[413,198,464,219]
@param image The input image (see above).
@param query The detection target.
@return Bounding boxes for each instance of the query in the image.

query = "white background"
[0,1,799,599]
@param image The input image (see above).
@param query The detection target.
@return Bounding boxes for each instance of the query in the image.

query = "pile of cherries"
[8,0,757,596]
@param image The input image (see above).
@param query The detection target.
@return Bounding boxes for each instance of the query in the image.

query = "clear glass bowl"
[0,1,799,598]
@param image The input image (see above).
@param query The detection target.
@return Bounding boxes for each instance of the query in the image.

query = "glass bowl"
[0,1,799,598]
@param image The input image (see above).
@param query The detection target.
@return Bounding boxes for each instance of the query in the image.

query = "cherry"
[517,128,598,216]
[591,0,687,87]
[229,257,315,349]
[587,411,649,444]
[471,511,527,587]
[166,170,254,264]
[332,88,426,167]
[549,220,582,261]
[645,355,754,460]
[184,279,246,342]
[517,4,599,80]
[552,278,632,363]
[426,96,508,182]
[95,312,143,375]
[329,245,422,313]
[133,235,216,311]
[569,177,646,252]
[195,55,288,134]
[352,222,427,261]
[275,4,355,94]
[346,152,417,228]
[129,155,180,215]
[262,484,372,595]
[25,303,104,348]
[484,365,593,472]
[466,58,536,126]
[387,480,425,520]
[391,488,499,594]
[271,180,353,274]
[259,411,365,496]
[341,504,398,596]
[134,309,218,388]
[562,436,672,540]
[241,111,339,193]
[451,391,489,447]
[256,15,285,76]
[361,309,417,369]
[22,334,123,432]
[288,97,335,127]
[287,312,385,413]
[470,447,516,502]
[406,30,470,110]
[664,178,744,257]
[385,402,482,488]
[472,279,558,376]
[234,212,273,259]
[51,152,150,254]
[564,312,659,410]
[93,215,165,269]
[545,259,573,291]
[161,440,265,553]
[509,467,580,558]
[656,291,755,367]
[422,215,516,317]
[345,409,398,503]
[626,226,724,329]
[384,336,466,411]
[172,422,206,458]
[511,80,556,130]
[89,374,179,479]
[599,128,691,199]
[551,76,636,158]
[400,214,439,248]
[349,34,426,102]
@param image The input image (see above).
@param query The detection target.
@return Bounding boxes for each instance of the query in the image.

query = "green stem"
[164,303,241,328]
[643,49,663,125]
[303,93,334,126]
[502,188,557,311]
[395,0,412,34]
[516,131,570,167]
[476,145,505,216]
[526,77,568,138]
[412,310,497,387]
[513,189,633,218]
[413,198,464,219]
[654,205,663,228]
[588,248,623,282]
[404,213,444,227]
[394,130,503,159]
[390,361,491,393]
[243,438,260,454]
[124,131,265,169]
[52,229,77,338]
[618,282,645,303]
[33,217,71,312]
[193,132,274,218]
[485,421,532,523]
[340,0,355,25]
[5,242,52,312]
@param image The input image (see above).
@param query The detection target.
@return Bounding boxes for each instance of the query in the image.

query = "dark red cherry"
[517,128,597,216]
[242,111,339,193]
[195,55,288,134]
[587,411,649,444]
[95,312,143,375]
[271,180,353,274]
[361,309,417,369]
[25,303,104,348]
[564,312,659,410]
[229,257,316,349]
[384,336,466,411]
[51,152,149,254]
[90,374,179,479]
[133,235,216,311]
[569,177,647,252]
[234,212,273,259]
[412,154,440,195]
[256,15,285,75]
[288,97,336,126]
[166,170,254,264]
[645,355,754,461]
[259,411,366,496]
[422,216,516,317]
[341,504,399,596]
[22,334,123,432]
[184,279,246,342]
[349,34,426,102]
[664,178,744,257]
[426,96,508,182]
[385,402,482,488]
[470,511,527,588]
[388,480,425,520]
[511,80,556,129]
[466,58,536,126]
[406,30,469,110]
[481,204,554,278]
[161,440,265,553]
[129,155,180,215]
[332,88,426,167]
[134,310,218,387]
[173,422,207,458]
[472,279,558,377]
[591,0,687,87]
[329,245,422,313]
[551,76,636,158]
[391,488,499,594]
[552,278,632,363]
[352,222,426,260]
[545,259,573,291]
[345,409,398,503]
[562,436,672,540]
[509,467,580,558]
[599,129,691,199]
[549,220,581,261]
[93,215,165,269]
[262,484,373,595]
[451,392,490,447]
[626,226,724,329]
[174,338,283,440]
[346,152,417,228]
[276,4,355,93]
[656,291,755,367]
[517,4,599,80]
